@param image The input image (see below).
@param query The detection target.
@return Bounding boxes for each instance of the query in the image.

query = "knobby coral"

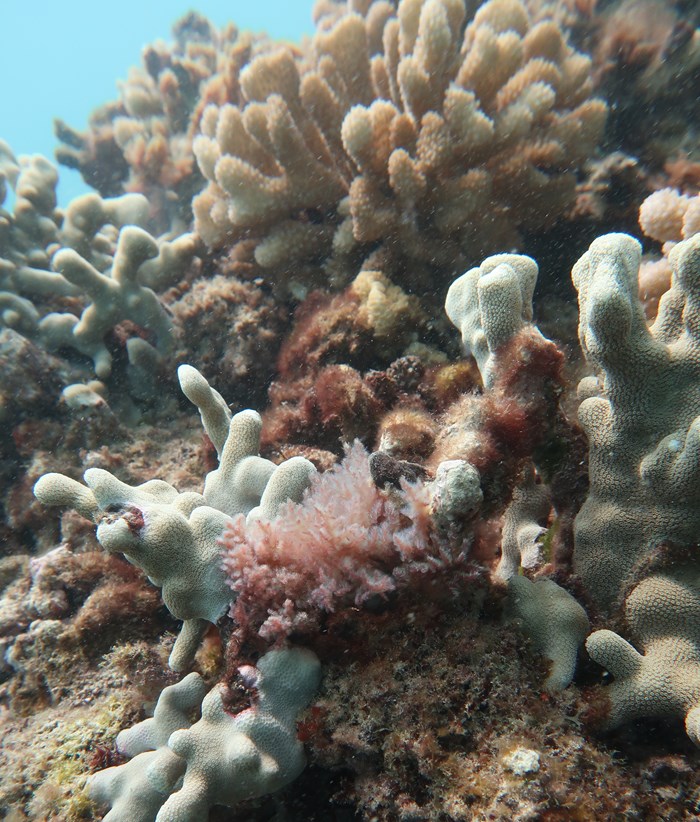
[571,231,700,740]
[7,0,700,818]
[89,648,321,821]
[34,365,317,671]
[1,142,200,393]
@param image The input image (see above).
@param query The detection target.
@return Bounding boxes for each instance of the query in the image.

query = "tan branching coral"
[55,13,273,233]
[639,187,700,244]
[637,187,700,319]
[193,0,606,294]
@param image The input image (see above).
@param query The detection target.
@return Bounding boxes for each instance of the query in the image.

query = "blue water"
[0,1,314,204]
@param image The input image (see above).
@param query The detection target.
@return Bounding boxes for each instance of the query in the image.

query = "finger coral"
[572,232,700,740]
[586,568,700,743]
[1,143,200,391]
[192,0,607,294]
[89,648,321,822]
[54,13,274,234]
[508,574,589,691]
[572,232,700,610]
[34,365,316,671]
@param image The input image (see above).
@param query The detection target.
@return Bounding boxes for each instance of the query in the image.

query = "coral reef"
[4,0,700,818]
[54,13,274,234]
[192,0,607,293]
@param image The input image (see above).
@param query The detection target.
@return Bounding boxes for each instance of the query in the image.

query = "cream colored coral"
[160,649,321,820]
[572,233,700,609]
[496,465,550,581]
[572,231,700,742]
[90,649,321,821]
[445,251,540,387]
[193,0,606,294]
[509,576,589,691]
[35,365,316,671]
[639,188,692,244]
[587,569,700,744]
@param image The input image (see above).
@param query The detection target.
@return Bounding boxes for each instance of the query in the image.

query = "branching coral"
[192,0,607,294]
[440,250,580,538]
[54,13,274,234]
[89,672,208,822]
[1,144,200,390]
[586,568,700,744]
[572,231,700,740]
[89,648,321,822]
[572,233,700,609]
[34,365,316,671]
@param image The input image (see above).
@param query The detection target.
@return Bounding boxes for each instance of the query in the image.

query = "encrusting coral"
[19,232,700,815]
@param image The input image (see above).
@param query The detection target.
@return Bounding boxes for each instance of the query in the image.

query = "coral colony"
[3,0,700,818]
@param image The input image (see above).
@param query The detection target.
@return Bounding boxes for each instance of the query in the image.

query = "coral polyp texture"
[572,232,700,609]
[6,0,700,818]
[34,364,317,671]
[572,231,700,740]
[89,649,321,821]
[192,0,607,292]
